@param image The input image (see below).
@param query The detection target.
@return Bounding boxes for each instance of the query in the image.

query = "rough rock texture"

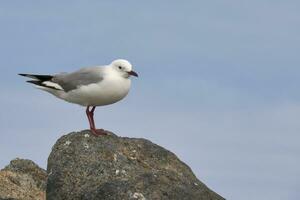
[47,130,225,200]
[0,158,46,200]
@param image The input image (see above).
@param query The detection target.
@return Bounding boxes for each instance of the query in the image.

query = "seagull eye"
[118,66,122,70]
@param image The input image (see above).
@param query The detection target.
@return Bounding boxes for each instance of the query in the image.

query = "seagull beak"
[128,70,138,77]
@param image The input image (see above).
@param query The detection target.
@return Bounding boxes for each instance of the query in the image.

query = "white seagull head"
[110,59,138,78]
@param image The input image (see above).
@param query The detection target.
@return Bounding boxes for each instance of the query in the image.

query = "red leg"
[85,106,107,136]
[90,106,96,129]
[86,106,94,129]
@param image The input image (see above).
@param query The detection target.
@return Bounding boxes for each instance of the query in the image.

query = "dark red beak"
[128,70,138,77]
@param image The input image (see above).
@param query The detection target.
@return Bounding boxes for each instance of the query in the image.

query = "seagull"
[19,59,138,136]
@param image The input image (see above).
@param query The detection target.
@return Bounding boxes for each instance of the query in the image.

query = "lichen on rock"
[46,130,225,200]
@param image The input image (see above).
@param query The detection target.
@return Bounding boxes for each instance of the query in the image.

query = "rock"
[0,158,46,200]
[47,130,225,200]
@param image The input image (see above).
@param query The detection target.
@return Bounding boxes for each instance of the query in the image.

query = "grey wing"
[52,67,104,92]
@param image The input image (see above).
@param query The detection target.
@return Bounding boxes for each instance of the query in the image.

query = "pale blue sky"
[0,1,300,199]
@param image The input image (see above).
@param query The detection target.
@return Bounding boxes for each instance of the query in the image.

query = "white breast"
[62,76,131,106]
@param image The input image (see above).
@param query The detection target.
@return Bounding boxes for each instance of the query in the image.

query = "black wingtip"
[18,73,53,81]
[26,80,41,84]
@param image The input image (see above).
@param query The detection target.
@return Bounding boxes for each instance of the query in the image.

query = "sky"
[0,1,299,199]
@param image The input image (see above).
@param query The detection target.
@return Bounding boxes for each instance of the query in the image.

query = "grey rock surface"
[0,158,46,200]
[47,130,225,200]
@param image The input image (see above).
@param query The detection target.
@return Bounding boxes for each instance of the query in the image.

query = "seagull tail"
[19,73,63,91]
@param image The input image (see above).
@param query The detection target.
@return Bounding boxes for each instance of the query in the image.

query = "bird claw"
[90,128,107,136]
